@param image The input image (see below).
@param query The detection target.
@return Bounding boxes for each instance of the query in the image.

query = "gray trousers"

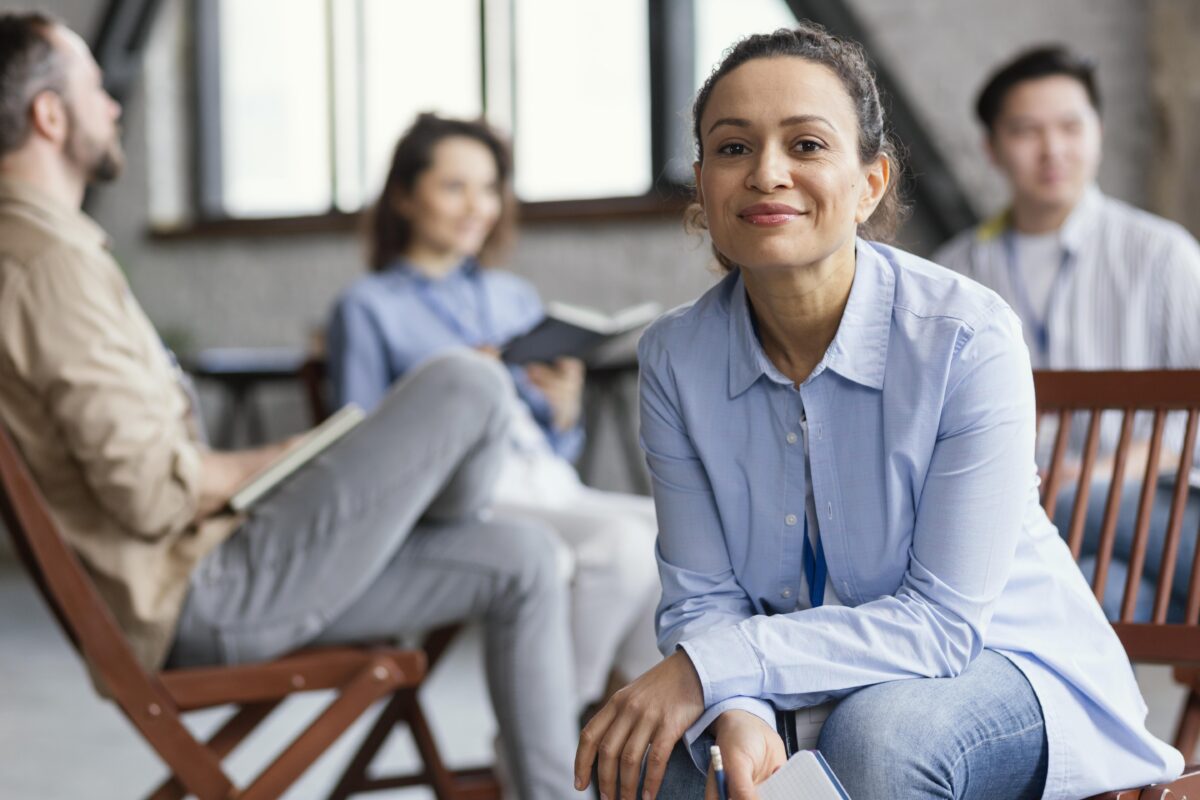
[168,350,578,799]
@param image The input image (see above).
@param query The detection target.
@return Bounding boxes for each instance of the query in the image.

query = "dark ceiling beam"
[781,0,979,240]
[91,0,166,105]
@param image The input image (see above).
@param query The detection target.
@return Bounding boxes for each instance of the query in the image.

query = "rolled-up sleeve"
[5,252,202,540]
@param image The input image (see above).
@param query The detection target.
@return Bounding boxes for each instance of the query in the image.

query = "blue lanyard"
[801,514,827,608]
[411,264,496,347]
[1002,230,1074,361]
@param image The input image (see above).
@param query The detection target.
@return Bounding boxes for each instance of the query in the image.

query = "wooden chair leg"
[1173,687,1200,761]
[328,688,483,800]
[396,691,460,799]
[144,701,280,800]
[325,692,407,800]
[240,659,402,800]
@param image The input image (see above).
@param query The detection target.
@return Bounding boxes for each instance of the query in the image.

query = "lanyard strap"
[411,265,495,346]
[1002,231,1074,361]
[801,514,827,608]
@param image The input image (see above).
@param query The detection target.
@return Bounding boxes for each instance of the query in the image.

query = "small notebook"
[757,750,851,800]
[501,300,661,364]
[228,404,365,512]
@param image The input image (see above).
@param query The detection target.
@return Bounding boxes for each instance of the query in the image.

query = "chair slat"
[1120,409,1166,622]
[1155,409,1199,623]
[1042,413,1073,518]
[1067,410,1104,559]
[1093,409,1135,604]
[1188,504,1200,627]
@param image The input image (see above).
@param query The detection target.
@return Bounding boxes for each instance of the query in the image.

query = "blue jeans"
[1053,480,1200,622]
[651,650,1046,800]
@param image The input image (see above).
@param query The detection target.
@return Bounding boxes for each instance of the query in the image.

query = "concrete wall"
[5,0,1166,497]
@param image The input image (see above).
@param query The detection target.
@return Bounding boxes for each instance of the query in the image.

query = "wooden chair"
[1036,370,1200,799]
[0,422,499,800]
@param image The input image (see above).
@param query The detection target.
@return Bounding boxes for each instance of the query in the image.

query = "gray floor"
[0,559,497,799]
[1,557,1194,799]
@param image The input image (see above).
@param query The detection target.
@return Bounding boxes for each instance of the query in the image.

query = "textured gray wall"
[9,0,1158,489]
[848,0,1152,217]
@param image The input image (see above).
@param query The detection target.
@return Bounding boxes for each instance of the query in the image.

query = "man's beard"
[65,106,124,184]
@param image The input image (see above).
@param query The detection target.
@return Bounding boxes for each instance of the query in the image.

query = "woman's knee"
[819,682,956,796]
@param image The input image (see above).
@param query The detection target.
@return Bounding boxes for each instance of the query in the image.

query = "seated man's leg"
[310,515,578,800]
[1054,480,1200,621]
[169,349,515,667]
[817,650,1047,800]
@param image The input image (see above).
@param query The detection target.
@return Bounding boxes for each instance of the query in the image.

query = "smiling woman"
[573,22,1183,800]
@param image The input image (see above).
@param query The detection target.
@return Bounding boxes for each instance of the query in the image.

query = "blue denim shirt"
[638,240,1182,799]
[327,259,584,460]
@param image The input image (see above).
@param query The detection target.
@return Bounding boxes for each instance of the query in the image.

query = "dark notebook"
[501,301,661,364]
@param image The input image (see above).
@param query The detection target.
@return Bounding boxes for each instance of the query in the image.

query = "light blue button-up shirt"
[638,240,1181,799]
[327,259,583,459]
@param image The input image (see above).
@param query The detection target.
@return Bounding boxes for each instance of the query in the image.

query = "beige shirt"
[0,178,238,671]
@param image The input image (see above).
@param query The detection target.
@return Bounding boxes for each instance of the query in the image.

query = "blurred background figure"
[4,1,1200,797]
[327,113,661,717]
[934,45,1200,623]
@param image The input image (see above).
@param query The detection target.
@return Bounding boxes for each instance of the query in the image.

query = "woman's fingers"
[575,699,617,790]
[595,706,638,800]
[641,734,680,800]
[618,718,658,800]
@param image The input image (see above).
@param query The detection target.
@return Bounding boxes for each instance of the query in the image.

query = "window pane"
[218,0,331,217]
[694,0,797,91]
[513,0,651,201]
[361,0,482,202]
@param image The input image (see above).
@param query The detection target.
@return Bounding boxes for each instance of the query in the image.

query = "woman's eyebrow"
[706,114,836,135]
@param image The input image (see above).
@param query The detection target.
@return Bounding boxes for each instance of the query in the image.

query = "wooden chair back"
[0,422,495,799]
[1034,370,1200,654]
[1036,370,1200,799]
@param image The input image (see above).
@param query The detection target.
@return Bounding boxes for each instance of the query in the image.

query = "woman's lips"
[739,203,804,225]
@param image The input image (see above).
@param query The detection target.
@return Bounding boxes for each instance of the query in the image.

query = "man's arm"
[194,439,297,520]
[3,250,300,535]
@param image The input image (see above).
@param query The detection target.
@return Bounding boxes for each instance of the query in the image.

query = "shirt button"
[826,502,833,519]
[785,514,798,526]
[781,588,793,599]
[817,424,824,439]
[786,432,798,445]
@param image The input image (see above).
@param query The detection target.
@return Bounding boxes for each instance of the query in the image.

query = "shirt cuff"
[680,625,764,708]
[546,423,585,462]
[683,696,777,774]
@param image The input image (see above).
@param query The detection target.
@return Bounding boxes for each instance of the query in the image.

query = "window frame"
[168,0,698,238]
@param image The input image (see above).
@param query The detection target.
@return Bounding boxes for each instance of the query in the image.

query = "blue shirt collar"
[727,240,894,397]
[386,256,480,282]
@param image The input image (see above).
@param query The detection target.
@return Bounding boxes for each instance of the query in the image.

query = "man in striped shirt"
[935,45,1200,623]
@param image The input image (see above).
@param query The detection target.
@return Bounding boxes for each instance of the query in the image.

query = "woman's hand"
[705,710,787,800]
[526,357,585,431]
[575,650,706,800]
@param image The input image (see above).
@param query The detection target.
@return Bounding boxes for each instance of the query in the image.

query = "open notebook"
[228,404,365,512]
[758,749,851,800]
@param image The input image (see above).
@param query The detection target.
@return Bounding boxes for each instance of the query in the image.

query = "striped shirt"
[935,186,1200,462]
[934,185,1200,372]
